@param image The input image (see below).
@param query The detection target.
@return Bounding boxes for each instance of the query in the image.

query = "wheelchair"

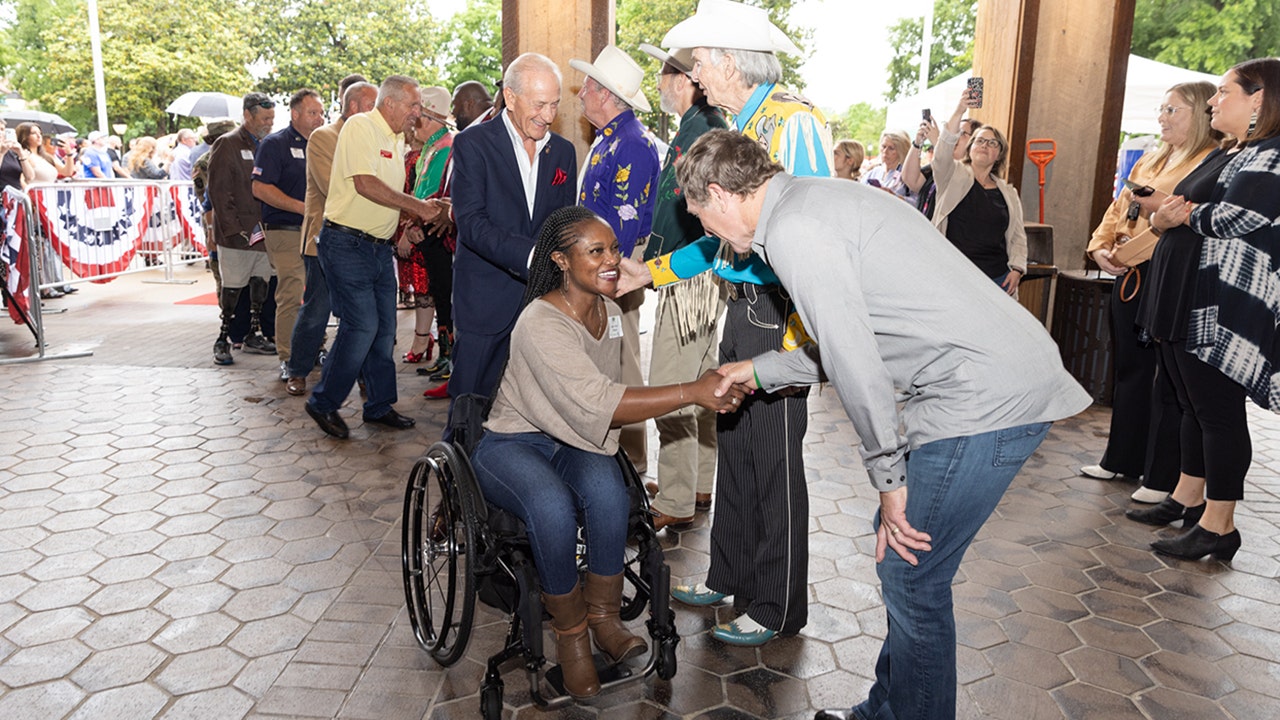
[400,395,679,719]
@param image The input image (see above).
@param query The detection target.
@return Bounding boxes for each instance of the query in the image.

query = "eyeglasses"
[1155,105,1189,117]
[246,98,276,111]
[971,137,1001,149]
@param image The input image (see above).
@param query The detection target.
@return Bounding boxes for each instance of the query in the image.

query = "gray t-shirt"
[485,297,627,454]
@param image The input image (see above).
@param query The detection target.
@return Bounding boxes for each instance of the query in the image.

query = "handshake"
[682,362,765,414]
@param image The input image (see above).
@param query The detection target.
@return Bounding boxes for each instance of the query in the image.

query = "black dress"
[1138,149,1234,341]
[945,181,1010,278]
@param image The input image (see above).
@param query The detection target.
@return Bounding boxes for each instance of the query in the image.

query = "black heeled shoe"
[1125,497,1205,526]
[1151,524,1241,561]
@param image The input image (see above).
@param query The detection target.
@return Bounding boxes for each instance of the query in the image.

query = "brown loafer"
[286,376,307,396]
[650,509,694,532]
[644,481,659,497]
[695,493,712,512]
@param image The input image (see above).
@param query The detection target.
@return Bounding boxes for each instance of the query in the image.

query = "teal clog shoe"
[670,583,727,606]
[710,618,777,646]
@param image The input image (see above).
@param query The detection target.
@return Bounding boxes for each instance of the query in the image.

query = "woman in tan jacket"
[1079,81,1220,504]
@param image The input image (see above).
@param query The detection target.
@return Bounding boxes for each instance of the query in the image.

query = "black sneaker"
[213,338,234,365]
[428,359,451,383]
[243,333,277,355]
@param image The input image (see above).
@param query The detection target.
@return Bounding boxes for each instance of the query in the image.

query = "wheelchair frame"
[402,438,679,718]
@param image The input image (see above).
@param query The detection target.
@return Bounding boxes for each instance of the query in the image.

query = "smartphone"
[1122,178,1155,197]
[866,178,882,188]
[3,128,15,143]
[922,108,932,123]
[967,77,984,108]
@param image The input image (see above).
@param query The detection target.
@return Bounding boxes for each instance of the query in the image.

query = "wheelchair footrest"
[543,653,634,698]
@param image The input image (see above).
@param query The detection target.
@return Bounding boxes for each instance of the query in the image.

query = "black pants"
[421,232,453,332]
[1157,339,1250,501]
[1101,265,1180,489]
[707,284,809,634]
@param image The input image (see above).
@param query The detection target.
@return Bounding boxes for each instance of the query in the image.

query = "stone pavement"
[1,266,1279,719]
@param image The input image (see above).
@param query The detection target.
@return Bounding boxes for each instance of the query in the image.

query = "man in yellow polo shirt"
[305,75,447,439]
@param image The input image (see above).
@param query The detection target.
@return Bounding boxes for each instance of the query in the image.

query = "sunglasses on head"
[246,98,276,111]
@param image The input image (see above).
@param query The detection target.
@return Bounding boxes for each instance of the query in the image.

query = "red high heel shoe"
[423,382,449,399]
[403,332,434,364]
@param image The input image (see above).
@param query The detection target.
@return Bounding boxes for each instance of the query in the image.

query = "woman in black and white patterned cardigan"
[1132,57,1280,562]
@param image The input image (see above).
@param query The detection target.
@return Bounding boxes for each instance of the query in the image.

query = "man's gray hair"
[707,47,783,88]
[504,53,562,95]
[377,75,420,106]
[676,129,782,206]
[342,82,377,116]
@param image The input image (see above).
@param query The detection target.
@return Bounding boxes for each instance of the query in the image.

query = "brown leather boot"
[584,572,648,663]
[542,587,600,698]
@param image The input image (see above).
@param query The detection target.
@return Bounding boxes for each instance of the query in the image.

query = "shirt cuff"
[867,460,908,493]
[647,256,680,287]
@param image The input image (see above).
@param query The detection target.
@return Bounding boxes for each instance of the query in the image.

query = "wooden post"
[972,0,1135,268]
[503,0,615,165]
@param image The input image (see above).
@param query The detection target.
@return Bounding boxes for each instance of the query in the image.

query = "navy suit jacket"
[451,114,578,336]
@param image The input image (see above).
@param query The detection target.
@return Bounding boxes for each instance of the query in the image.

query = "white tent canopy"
[884,55,1220,140]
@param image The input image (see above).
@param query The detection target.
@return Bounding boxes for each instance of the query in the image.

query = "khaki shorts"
[217,246,275,288]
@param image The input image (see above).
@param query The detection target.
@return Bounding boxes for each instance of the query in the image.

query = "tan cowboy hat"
[638,43,695,76]
[570,45,652,113]
[420,86,453,126]
[661,0,801,55]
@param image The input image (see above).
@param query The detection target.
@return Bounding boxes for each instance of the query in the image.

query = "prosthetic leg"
[213,284,243,365]
[242,276,277,355]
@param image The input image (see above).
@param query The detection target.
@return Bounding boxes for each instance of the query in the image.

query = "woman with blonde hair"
[862,130,915,203]
[833,139,864,181]
[126,137,167,179]
[1079,81,1221,503]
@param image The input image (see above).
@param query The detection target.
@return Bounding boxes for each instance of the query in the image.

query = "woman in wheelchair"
[471,205,746,699]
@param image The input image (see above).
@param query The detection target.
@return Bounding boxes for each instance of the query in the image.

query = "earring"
[1248,111,1258,138]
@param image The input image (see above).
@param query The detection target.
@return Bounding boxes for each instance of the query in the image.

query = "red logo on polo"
[552,168,567,186]
[380,150,393,159]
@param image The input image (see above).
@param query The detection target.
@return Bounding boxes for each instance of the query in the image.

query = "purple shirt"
[579,110,660,257]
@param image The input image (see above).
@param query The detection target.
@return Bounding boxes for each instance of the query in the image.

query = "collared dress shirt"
[578,110,660,258]
[500,109,551,220]
[326,109,405,240]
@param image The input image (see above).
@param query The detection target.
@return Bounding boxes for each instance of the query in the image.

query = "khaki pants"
[263,228,307,362]
[647,289,719,517]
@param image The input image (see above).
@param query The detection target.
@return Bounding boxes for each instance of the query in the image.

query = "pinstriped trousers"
[706,283,810,634]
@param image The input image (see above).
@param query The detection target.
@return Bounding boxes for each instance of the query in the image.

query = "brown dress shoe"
[695,493,712,512]
[286,376,307,396]
[650,509,694,532]
[644,481,659,497]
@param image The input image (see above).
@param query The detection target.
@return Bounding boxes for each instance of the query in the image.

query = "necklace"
[560,287,605,337]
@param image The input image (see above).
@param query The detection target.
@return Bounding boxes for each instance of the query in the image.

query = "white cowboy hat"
[638,43,696,76]
[570,45,653,113]
[420,86,453,125]
[661,0,801,55]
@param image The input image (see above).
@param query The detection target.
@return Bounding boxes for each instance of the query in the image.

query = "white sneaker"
[1080,464,1118,480]
[1130,487,1170,504]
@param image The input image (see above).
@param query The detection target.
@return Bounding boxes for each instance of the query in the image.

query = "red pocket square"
[552,168,567,186]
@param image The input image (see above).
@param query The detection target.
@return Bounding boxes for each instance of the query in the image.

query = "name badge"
[290,147,305,159]
[240,149,254,161]
[607,315,623,339]
[380,150,393,159]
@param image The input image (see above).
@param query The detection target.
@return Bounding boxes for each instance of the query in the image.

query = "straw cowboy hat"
[570,45,652,113]
[661,0,801,55]
[638,43,696,76]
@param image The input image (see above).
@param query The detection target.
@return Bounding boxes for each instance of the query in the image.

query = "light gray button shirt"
[750,174,1092,492]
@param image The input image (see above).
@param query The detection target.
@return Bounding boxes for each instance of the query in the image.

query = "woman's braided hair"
[521,205,609,308]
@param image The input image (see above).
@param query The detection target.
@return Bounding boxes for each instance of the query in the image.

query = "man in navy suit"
[440,52,578,427]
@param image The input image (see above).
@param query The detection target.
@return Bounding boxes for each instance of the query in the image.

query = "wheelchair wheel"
[402,441,478,666]
[656,635,678,680]
[480,678,504,720]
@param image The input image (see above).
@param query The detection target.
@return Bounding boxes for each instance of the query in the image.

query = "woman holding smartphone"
[1131,58,1280,561]
[1080,82,1220,504]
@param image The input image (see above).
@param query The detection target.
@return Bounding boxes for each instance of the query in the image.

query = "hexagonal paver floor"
[2,268,1280,719]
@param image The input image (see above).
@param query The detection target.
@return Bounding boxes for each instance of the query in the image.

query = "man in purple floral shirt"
[572,45,661,470]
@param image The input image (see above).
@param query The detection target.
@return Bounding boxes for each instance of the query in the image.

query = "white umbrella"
[165,92,244,118]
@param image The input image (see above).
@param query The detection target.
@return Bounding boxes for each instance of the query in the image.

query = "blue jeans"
[853,422,1051,720]
[471,431,629,595]
[308,227,398,417]
[287,254,330,379]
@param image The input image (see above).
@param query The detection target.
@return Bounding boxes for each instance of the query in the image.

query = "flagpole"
[87,0,108,134]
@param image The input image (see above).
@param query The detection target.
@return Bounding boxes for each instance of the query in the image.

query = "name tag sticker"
[290,147,305,159]
[380,150,393,159]
[607,315,623,339]
[240,149,254,161]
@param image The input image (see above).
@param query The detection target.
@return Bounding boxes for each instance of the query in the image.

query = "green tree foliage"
[439,0,502,90]
[885,0,976,102]
[616,0,811,129]
[249,0,443,99]
[0,0,77,100]
[1131,0,1280,74]
[830,102,888,150]
[35,0,255,135]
